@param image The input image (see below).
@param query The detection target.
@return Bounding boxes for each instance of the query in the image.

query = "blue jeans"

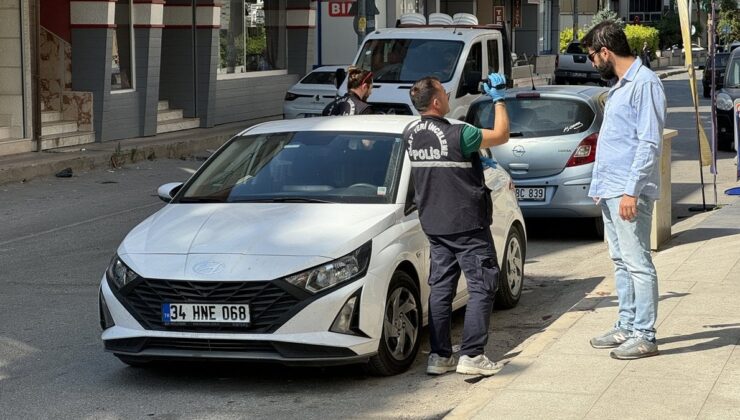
[601,196,659,342]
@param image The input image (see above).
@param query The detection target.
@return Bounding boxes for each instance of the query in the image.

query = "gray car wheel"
[495,227,525,309]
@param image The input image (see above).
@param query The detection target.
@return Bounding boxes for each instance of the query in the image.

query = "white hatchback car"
[98,115,526,375]
[283,65,345,119]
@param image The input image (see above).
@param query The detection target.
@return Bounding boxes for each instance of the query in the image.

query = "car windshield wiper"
[178,197,226,203]
[510,132,524,137]
[232,197,333,203]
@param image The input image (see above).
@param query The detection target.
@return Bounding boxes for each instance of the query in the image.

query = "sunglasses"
[587,48,603,62]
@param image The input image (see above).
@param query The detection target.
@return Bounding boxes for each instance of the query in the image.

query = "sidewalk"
[447,199,740,420]
[0,68,687,187]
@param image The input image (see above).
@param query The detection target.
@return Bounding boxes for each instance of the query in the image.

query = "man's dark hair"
[581,21,633,58]
[409,77,440,112]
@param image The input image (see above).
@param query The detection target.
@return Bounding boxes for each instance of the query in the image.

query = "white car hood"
[119,203,399,259]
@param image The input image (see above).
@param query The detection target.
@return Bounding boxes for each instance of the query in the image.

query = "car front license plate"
[162,303,250,325]
[569,72,587,78]
[516,187,546,201]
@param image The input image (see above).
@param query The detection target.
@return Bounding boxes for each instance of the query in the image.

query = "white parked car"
[283,65,345,119]
[98,115,526,375]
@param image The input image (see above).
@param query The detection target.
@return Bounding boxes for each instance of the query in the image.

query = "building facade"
[0,0,556,157]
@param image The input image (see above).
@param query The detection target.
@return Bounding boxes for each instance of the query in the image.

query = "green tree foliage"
[586,10,624,32]
[559,27,586,52]
[654,11,682,49]
[717,0,740,46]
[624,24,660,56]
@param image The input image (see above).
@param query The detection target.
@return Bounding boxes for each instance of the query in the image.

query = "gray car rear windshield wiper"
[232,197,333,203]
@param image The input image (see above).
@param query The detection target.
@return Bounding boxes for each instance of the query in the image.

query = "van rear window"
[356,39,464,83]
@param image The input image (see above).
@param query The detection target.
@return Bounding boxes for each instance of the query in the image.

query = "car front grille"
[117,278,303,333]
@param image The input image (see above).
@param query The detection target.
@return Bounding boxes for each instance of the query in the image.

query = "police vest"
[322,92,372,116]
[403,115,492,236]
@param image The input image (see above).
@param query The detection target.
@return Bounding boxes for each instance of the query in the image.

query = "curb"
[0,118,277,186]
[657,68,687,79]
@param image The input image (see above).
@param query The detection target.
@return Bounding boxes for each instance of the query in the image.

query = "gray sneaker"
[426,353,457,375]
[456,354,503,376]
[610,337,659,360]
[590,327,631,349]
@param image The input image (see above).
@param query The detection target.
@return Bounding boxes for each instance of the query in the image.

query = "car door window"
[457,43,482,98]
[487,40,500,74]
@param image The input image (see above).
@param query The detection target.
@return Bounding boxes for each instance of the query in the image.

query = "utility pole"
[572,0,579,41]
[357,0,367,48]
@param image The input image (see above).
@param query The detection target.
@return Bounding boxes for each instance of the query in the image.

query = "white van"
[338,13,512,120]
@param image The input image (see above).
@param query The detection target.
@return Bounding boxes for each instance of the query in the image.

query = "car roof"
[309,65,347,73]
[238,115,468,136]
[471,85,609,106]
[730,48,740,60]
[369,27,501,43]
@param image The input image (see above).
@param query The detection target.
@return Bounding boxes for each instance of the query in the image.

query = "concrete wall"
[0,0,26,138]
[214,73,298,125]
[73,28,162,141]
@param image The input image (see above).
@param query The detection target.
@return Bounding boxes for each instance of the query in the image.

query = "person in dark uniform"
[322,66,375,116]
[403,74,510,377]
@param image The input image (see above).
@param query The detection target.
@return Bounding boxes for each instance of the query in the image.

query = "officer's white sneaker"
[456,354,503,376]
[426,353,457,375]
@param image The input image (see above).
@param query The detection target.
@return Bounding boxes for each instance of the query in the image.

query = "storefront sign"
[329,1,354,17]
[493,6,504,25]
[513,0,521,28]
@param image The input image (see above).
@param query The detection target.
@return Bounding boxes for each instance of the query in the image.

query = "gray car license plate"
[516,187,545,201]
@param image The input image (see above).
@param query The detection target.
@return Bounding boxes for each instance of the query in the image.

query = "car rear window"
[300,71,337,85]
[469,97,596,138]
[565,43,586,54]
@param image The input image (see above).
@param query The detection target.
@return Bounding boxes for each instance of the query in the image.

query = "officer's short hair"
[581,21,632,58]
[410,77,440,112]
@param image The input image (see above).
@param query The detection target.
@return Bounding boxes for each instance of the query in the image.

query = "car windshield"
[300,71,337,85]
[177,131,405,204]
[356,39,464,83]
[726,59,740,87]
[469,97,596,138]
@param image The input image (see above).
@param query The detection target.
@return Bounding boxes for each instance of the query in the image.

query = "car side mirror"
[335,68,347,89]
[157,182,183,203]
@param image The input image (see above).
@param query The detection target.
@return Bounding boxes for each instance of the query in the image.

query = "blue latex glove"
[481,156,498,169]
[482,73,506,102]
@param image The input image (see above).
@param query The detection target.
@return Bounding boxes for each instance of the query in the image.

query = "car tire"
[495,226,525,310]
[366,271,422,376]
[718,131,734,151]
[703,86,710,98]
[594,216,605,239]
[115,354,152,368]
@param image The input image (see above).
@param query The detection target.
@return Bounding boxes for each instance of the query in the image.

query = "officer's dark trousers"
[427,228,499,358]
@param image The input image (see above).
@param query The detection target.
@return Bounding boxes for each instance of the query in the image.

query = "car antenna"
[526,54,537,90]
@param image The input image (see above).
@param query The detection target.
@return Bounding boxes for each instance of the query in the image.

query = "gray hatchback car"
[466,85,608,235]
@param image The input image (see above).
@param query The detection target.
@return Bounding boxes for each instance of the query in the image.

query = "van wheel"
[366,271,422,376]
[495,227,525,309]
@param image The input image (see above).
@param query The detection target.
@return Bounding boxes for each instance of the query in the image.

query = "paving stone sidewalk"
[447,198,740,420]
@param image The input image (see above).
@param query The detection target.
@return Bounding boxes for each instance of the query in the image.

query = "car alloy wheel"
[495,227,525,309]
[366,271,421,376]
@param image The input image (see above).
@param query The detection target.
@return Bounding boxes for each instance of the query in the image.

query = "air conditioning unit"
[452,13,478,25]
[428,13,453,25]
[399,13,427,26]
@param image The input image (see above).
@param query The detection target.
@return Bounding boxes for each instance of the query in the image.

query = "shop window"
[219,0,286,76]
[111,0,134,91]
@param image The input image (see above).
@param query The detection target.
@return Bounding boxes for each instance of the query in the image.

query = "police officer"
[322,66,374,116]
[403,74,510,376]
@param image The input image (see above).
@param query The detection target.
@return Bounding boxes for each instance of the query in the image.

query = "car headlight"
[106,255,140,289]
[717,93,734,111]
[285,241,372,293]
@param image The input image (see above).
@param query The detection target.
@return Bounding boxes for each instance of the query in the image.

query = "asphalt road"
[0,73,735,419]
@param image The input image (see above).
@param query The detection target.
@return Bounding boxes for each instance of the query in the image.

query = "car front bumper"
[99,271,381,365]
[511,167,601,218]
